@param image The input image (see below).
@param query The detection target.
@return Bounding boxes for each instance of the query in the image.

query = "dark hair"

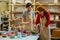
[26,3,33,8]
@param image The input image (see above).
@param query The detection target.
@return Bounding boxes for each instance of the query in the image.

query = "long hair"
[36,6,47,15]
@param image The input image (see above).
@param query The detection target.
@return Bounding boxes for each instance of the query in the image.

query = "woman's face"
[27,6,32,11]
[40,11,44,15]
[36,10,43,14]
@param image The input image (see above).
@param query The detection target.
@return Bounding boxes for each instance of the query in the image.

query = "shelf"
[0,0,7,2]
[9,18,22,21]
[1,17,9,19]
[9,19,60,22]
[12,18,21,21]
[50,20,60,22]
[9,3,59,6]
[9,4,25,5]
[3,21,9,22]
[9,4,35,5]
[36,4,60,5]
[50,12,60,13]
[12,11,60,14]
[3,25,8,27]
[51,37,60,39]
[12,11,22,14]
[50,12,60,15]
[3,24,9,26]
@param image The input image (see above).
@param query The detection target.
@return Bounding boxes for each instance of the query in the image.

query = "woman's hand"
[34,24,37,28]
[22,21,30,24]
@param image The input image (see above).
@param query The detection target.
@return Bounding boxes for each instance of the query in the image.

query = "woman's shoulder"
[37,13,42,15]
[44,11,50,15]
[36,13,42,17]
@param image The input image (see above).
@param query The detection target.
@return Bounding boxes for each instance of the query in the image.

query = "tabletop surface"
[0,35,39,40]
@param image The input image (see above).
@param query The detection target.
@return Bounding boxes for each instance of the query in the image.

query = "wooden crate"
[52,29,60,37]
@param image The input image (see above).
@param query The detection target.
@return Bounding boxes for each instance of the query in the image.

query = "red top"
[35,11,50,27]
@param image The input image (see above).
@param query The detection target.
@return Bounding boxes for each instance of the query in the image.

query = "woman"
[35,6,50,40]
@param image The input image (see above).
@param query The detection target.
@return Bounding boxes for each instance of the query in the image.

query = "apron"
[24,11,34,31]
[40,16,49,40]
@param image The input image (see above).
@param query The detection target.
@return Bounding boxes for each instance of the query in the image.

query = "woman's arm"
[45,12,50,27]
[35,13,42,25]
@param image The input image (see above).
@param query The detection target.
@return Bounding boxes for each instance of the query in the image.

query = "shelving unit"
[9,0,36,31]
[8,0,60,40]
[1,17,9,31]
[0,0,9,31]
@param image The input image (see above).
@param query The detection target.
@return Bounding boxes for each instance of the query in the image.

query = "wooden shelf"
[13,18,21,21]
[9,18,22,21]
[50,20,60,22]
[9,4,25,5]
[0,0,7,2]
[50,12,60,15]
[36,4,60,5]
[3,24,9,27]
[9,4,60,6]
[12,11,60,14]
[9,4,35,6]
[3,21,9,22]
[12,11,22,14]
[51,37,60,39]
[50,12,60,13]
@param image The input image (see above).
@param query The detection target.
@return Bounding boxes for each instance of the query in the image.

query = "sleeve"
[31,11,34,16]
[35,14,41,25]
[45,12,50,27]
[32,12,35,19]
[31,11,35,24]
